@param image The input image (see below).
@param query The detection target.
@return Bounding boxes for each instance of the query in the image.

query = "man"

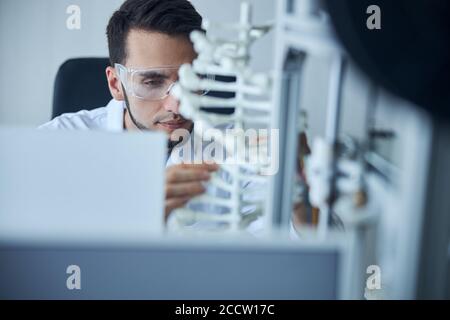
[41,0,219,222]
[41,0,311,231]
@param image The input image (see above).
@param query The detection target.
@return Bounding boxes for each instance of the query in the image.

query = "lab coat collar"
[106,99,126,132]
[104,99,192,166]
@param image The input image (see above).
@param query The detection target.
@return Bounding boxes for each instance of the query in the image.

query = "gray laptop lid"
[0,127,166,241]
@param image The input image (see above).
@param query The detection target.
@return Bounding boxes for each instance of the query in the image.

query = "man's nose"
[163,94,180,114]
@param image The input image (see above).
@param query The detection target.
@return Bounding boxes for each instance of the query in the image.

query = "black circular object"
[324,0,450,120]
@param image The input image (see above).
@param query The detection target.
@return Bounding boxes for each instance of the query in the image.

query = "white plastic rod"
[318,54,346,240]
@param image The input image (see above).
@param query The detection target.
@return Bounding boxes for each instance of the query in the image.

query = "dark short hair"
[106,0,203,66]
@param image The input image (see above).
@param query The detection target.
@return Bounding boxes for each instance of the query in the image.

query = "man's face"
[118,29,196,136]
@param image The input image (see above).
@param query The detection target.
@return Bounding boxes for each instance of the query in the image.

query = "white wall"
[0,0,124,126]
[0,0,275,127]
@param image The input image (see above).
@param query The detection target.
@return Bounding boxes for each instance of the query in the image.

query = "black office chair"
[52,57,235,120]
[52,58,112,119]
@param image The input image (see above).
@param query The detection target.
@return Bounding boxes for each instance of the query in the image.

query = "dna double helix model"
[169,2,275,232]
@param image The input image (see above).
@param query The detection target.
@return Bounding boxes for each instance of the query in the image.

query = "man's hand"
[165,163,219,221]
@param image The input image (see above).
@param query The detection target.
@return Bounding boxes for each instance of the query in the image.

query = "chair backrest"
[52,58,112,119]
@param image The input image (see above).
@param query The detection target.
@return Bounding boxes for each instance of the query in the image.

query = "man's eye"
[143,80,164,87]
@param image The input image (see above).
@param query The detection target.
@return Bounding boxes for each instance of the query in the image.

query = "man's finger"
[167,162,220,182]
[165,196,190,220]
[166,168,212,183]
[179,163,219,171]
[166,181,206,198]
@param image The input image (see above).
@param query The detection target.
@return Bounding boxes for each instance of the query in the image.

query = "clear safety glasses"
[115,63,212,101]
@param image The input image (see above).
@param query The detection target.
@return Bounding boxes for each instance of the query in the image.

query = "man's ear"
[106,66,125,101]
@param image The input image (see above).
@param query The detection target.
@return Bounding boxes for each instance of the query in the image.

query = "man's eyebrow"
[138,71,169,79]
